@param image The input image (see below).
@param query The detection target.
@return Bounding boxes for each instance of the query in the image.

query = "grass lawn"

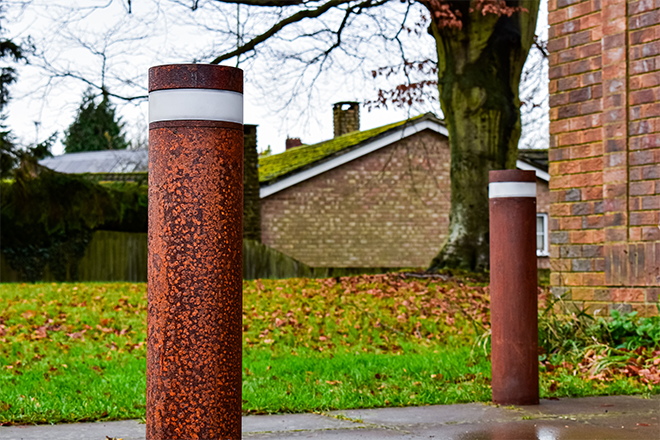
[1,276,658,425]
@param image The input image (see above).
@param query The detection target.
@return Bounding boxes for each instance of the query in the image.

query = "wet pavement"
[0,395,658,440]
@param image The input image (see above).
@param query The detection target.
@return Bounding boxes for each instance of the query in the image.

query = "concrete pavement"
[0,395,658,440]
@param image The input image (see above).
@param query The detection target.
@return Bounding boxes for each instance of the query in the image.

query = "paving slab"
[0,419,145,440]
[329,402,520,426]
[0,395,658,440]
[242,413,365,434]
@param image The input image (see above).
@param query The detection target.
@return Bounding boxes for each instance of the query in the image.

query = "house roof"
[39,149,148,174]
[518,149,549,171]
[259,113,442,184]
[516,149,550,182]
[260,113,449,198]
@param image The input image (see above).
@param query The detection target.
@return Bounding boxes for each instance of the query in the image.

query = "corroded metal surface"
[149,64,243,93]
[148,64,243,439]
[489,170,539,406]
[489,169,536,185]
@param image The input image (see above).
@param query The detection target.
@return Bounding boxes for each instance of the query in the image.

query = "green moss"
[259,115,427,183]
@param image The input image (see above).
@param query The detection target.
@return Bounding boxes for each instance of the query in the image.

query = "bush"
[0,161,147,281]
[537,295,608,357]
[606,309,660,350]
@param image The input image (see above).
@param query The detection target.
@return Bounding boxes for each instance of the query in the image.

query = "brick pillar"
[602,0,630,291]
[548,0,606,311]
[626,0,660,310]
[549,0,660,316]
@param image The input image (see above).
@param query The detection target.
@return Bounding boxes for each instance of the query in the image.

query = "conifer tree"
[63,90,128,153]
[0,7,26,177]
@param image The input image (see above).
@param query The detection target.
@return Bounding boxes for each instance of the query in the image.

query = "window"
[537,213,549,257]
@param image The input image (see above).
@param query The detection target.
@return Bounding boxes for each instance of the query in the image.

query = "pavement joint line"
[313,411,365,425]
[243,426,373,436]
[349,422,413,434]
[312,410,410,433]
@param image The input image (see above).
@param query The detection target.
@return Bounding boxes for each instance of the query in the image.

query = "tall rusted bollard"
[489,169,539,406]
[147,64,243,439]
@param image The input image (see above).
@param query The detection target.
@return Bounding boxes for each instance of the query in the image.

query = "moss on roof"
[259,115,428,183]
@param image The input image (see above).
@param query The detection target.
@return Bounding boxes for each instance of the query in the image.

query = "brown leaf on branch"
[470,0,528,17]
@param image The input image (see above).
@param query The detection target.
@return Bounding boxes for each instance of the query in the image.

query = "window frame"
[536,213,549,257]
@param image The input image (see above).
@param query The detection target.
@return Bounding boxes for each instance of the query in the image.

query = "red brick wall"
[537,177,551,214]
[548,0,660,316]
[261,130,451,268]
[261,130,552,269]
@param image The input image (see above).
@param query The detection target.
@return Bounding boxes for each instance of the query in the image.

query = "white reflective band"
[489,182,536,198]
[149,88,243,124]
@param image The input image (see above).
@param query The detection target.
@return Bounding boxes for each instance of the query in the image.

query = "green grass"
[1,277,658,425]
[0,283,147,424]
[243,345,491,414]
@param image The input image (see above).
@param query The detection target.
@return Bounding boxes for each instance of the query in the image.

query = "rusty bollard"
[147,64,244,439]
[489,169,539,406]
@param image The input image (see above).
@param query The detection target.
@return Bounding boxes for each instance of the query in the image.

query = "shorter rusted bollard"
[489,169,539,405]
[147,64,244,439]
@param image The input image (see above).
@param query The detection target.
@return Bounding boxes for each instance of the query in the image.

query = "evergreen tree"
[63,90,128,153]
[0,6,27,178]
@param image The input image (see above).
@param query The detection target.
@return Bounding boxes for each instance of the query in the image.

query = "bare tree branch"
[209,0,380,64]
[212,0,309,6]
[47,70,147,101]
[533,36,548,58]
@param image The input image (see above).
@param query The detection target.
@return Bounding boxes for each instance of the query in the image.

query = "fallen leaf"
[33,326,48,339]
[21,310,36,320]
[67,330,86,340]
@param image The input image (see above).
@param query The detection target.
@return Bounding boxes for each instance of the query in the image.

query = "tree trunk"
[428,1,539,272]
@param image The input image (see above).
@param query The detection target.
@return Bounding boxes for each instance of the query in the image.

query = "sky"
[4,0,548,157]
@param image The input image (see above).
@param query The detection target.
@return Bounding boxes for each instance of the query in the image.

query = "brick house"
[548,0,660,315]
[259,103,551,270]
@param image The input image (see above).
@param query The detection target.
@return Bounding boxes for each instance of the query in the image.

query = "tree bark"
[428,1,539,272]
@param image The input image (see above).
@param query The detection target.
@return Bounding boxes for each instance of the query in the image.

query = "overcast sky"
[4,0,548,156]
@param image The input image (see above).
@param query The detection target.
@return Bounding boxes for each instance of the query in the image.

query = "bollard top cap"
[149,64,243,93]
[489,169,536,183]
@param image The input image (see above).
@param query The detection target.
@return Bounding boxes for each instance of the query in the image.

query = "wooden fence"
[0,230,335,282]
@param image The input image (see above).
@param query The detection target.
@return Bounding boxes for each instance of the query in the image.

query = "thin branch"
[48,71,147,101]
[209,0,365,64]
[212,0,307,6]
[533,37,548,58]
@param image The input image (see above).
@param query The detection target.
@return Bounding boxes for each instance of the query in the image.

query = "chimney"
[285,137,303,150]
[333,101,360,138]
